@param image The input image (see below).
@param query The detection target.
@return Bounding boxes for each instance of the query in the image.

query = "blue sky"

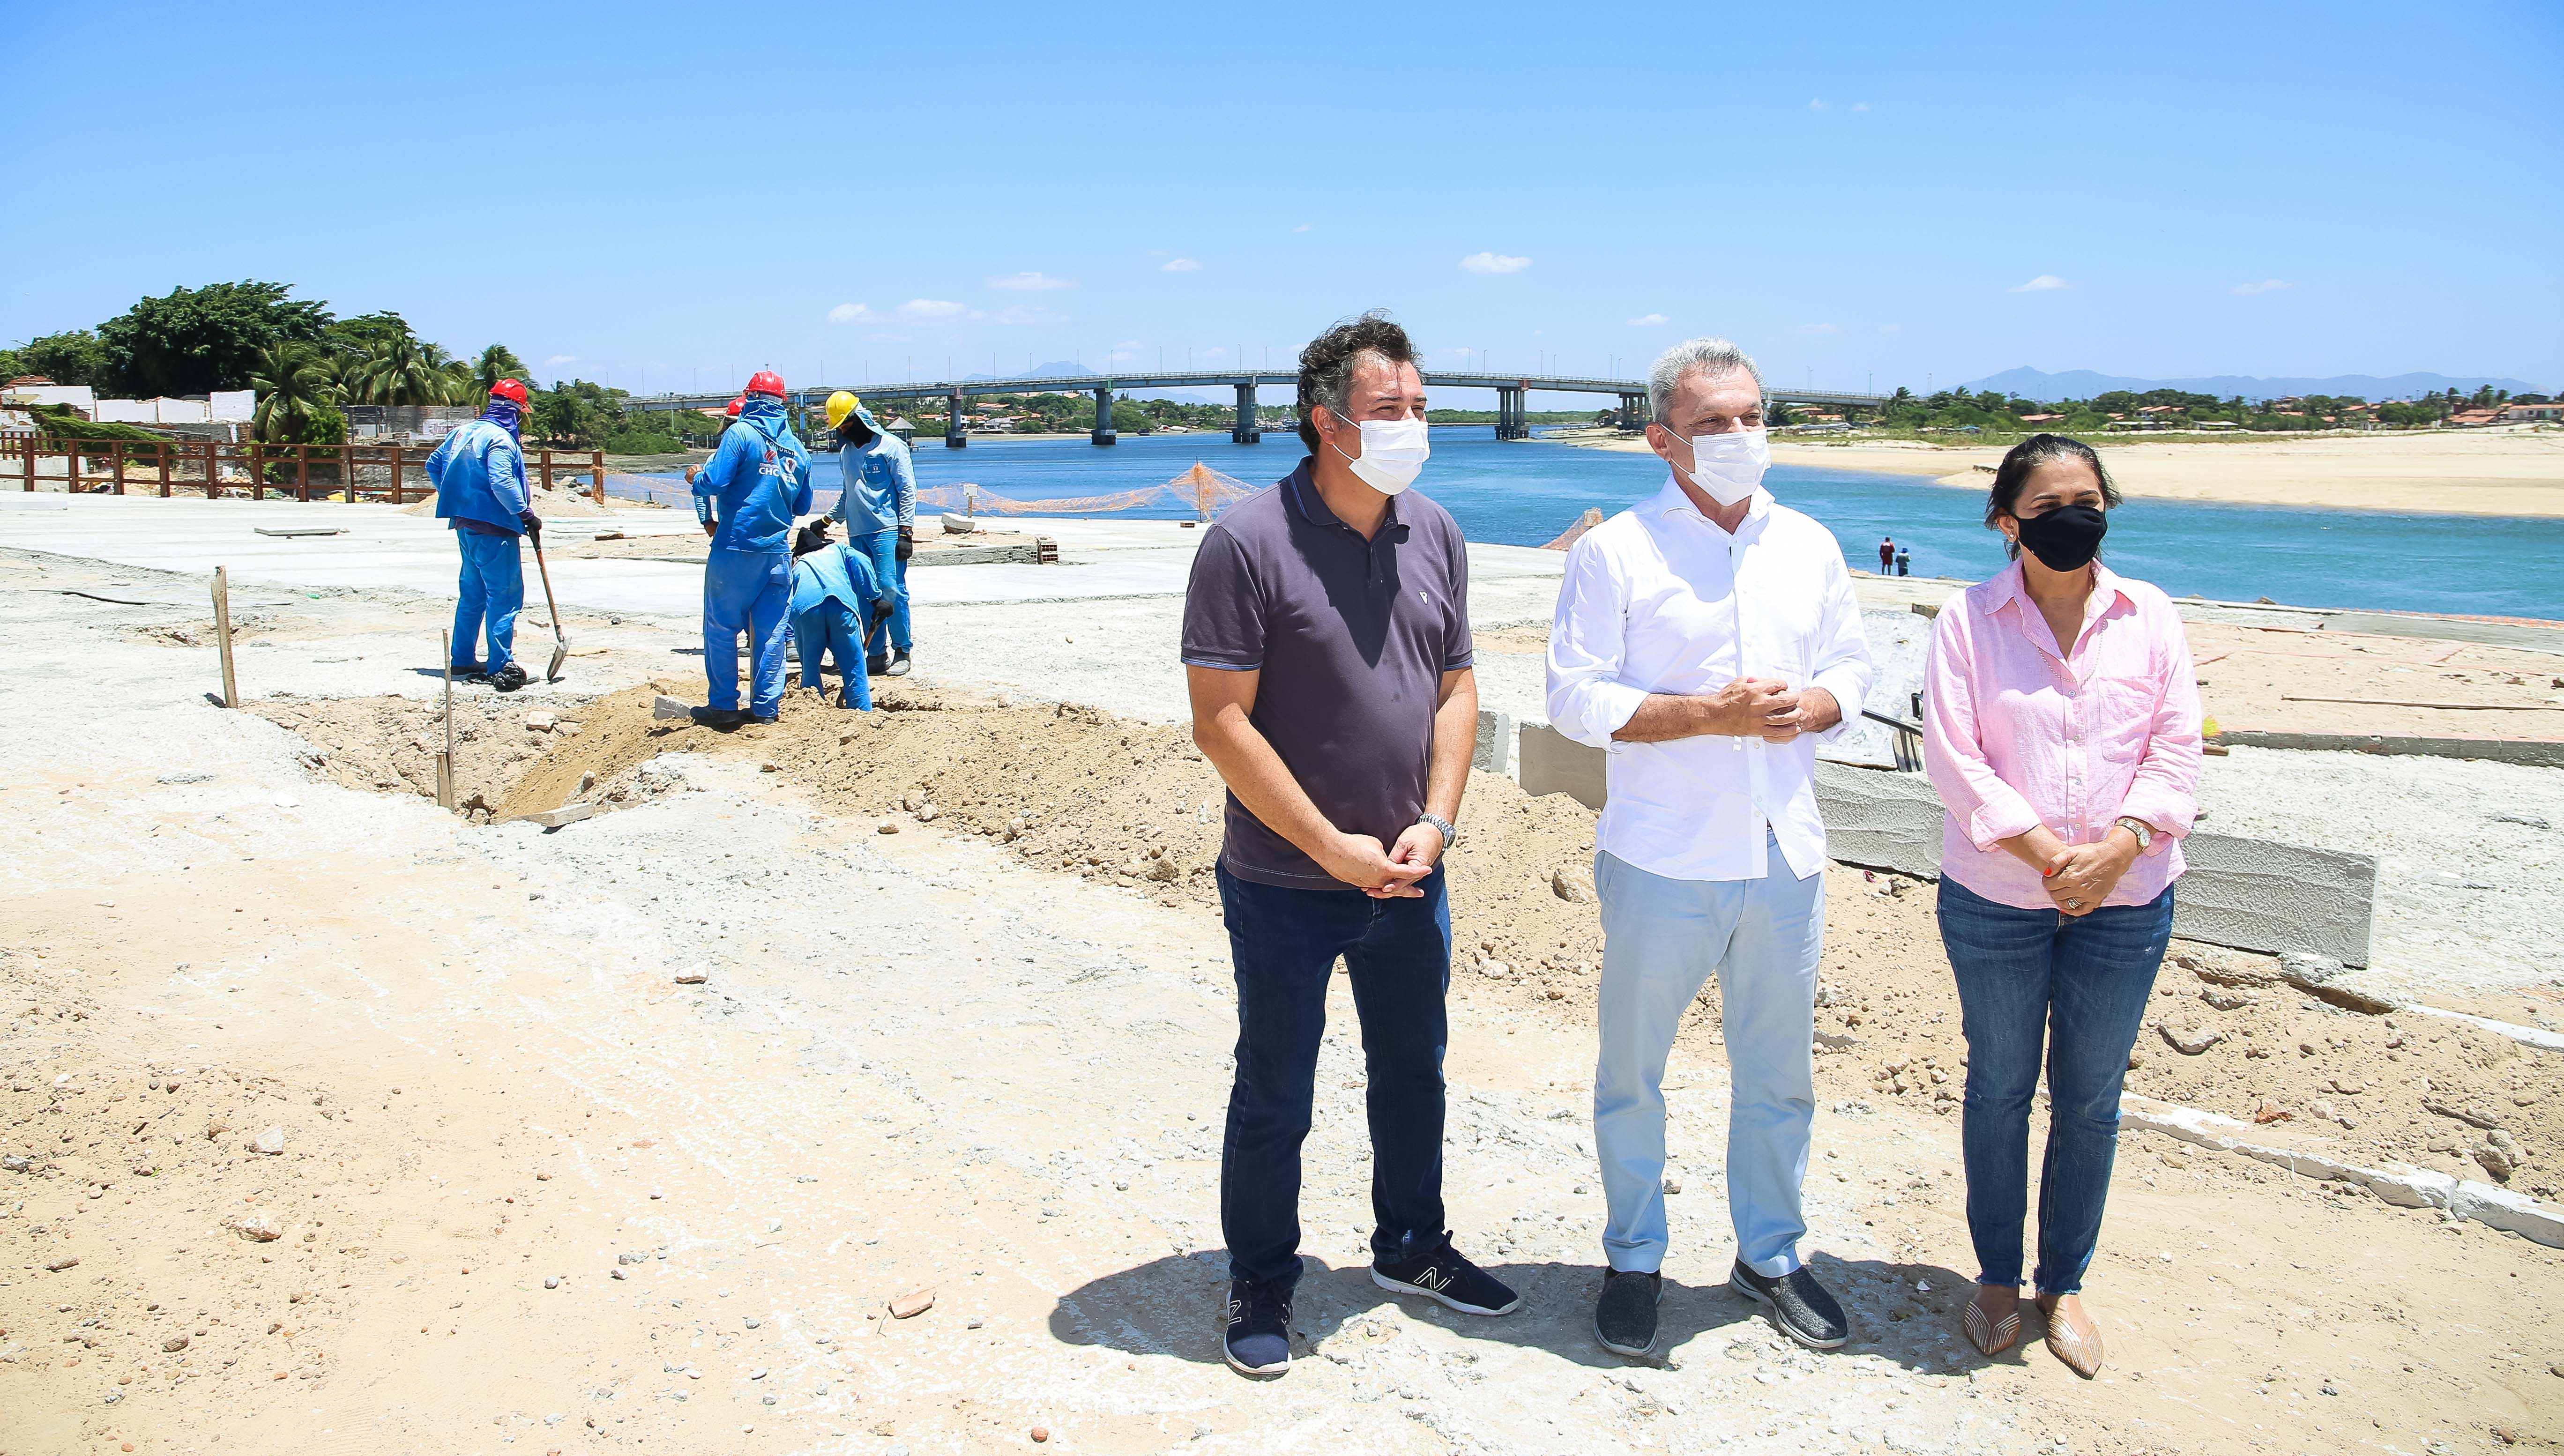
[6,0,2559,403]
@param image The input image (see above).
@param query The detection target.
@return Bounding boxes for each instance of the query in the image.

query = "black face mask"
[2012,503,2107,571]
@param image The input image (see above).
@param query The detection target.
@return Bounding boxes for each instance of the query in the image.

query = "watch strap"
[1416,811,1456,847]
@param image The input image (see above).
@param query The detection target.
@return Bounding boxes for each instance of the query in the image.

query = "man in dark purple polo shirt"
[1183,312,1516,1378]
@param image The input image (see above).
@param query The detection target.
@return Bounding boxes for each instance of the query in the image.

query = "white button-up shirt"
[1545,475,1874,882]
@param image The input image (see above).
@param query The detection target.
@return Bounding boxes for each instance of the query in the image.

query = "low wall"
[2215,730,2564,770]
[1513,724,2378,966]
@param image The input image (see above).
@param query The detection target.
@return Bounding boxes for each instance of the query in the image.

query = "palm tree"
[348,335,453,407]
[250,342,339,441]
[473,344,530,396]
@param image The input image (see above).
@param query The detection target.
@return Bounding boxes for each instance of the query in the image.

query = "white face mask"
[1328,409,1431,496]
[1677,428,1769,506]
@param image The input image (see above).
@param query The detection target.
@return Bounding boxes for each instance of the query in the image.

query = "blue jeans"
[1594,842,1823,1278]
[851,528,910,657]
[450,529,523,671]
[703,549,790,716]
[1938,875,2175,1295]
[1216,863,1452,1293]
[791,601,871,710]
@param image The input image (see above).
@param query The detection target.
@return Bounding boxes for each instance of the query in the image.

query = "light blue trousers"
[450,528,523,671]
[1594,840,1825,1278]
[702,549,790,716]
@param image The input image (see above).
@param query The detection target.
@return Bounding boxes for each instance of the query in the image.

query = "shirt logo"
[1417,590,1430,604]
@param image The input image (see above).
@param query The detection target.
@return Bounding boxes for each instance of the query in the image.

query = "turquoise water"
[628,428,2564,620]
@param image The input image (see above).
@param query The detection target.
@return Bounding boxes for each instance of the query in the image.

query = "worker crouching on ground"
[824,391,917,678]
[788,520,888,711]
[685,371,812,728]
[428,377,539,692]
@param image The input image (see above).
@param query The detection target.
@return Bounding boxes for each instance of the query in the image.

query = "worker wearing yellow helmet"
[825,390,917,677]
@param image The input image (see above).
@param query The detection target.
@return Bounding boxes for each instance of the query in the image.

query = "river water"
[631,427,2564,620]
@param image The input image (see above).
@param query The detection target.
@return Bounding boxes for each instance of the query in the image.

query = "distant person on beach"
[1879,535,1894,574]
[427,377,537,693]
[826,391,917,679]
[684,371,811,728]
[787,520,887,711]
[1184,311,1513,1378]
[1546,337,1874,1359]
[1895,542,1912,577]
[1921,432,2201,1378]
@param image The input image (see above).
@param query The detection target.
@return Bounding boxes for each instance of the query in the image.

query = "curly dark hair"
[1296,310,1421,453]
[1985,432,2122,558]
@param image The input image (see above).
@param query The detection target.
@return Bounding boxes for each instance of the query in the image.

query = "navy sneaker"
[1728,1259,1848,1350]
[1372,1243,1520,1316]
[1595,1268,1663,1357]
[489,661,529,693]
[1222,1279,1291,1377]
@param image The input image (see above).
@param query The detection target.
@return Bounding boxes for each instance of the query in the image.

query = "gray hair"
[1648,337,1764,422]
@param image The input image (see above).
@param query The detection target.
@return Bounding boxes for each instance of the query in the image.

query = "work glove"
[894,525,914,562]
[519,511,542,543]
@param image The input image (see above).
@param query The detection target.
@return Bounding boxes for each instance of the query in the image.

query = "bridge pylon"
[1091,384,1117,446]
[945,386,968,449]
[1231,380,1260,444]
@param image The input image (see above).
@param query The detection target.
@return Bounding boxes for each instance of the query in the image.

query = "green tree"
[249,342,343,443]
[349,334,456,406]
[97,281,333,398]
[473,344,530,395]
[0,330,110,386]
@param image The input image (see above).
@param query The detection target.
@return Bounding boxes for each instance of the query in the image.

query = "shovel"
[530,531,569,682]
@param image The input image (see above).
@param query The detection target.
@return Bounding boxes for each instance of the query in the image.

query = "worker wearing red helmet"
[683,370,812,727]
[425,377,540,692]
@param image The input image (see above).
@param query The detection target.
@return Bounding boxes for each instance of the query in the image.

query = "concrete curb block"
[2215,730,2564,770]
[2400,1003,2564,1054]
[1474,710,1517,777]
[2121,1099,2564,1248]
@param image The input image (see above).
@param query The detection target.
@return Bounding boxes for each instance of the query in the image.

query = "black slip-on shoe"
[447,664,487,684]
[865,655,890,676]
[1728,1259,1848,1350]
[1222,1279,1291,1378]
[489,661,529,693]
[693,706,747,730]
[1595,1268,1664,1357]
[884,649,912,677]
[1372,1244,1520,1316]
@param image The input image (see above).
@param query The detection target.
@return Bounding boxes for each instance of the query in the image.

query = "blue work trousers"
[791,601,872,710]
[852,528,910,658]
[1215,863,1453,1294]
[1937,875,2175,1296]
[450,529,524,672]
[1594,840,1824,1279]
[703,549,791,717]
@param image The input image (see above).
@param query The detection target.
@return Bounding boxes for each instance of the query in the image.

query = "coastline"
[1539,425,2564,518]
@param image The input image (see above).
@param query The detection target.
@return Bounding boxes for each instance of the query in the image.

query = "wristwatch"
[2113,816,2154,851]
[1416,811,1457,848]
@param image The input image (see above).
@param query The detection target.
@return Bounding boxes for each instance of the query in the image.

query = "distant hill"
[964,361,1094,382]
[1959,366,2544,403]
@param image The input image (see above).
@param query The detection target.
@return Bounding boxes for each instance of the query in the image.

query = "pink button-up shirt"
[1922,561,2202,910]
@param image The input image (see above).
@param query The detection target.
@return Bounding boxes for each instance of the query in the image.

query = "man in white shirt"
[1546,338,1873,1359]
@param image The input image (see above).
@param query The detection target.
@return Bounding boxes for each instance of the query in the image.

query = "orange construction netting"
[913,461,1260,520]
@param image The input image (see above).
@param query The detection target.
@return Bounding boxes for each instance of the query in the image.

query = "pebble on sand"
[888,1288,936,1319]
[251,1126,286,1155]
[674,966,709,985]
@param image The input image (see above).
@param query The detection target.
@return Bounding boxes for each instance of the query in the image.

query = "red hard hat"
[489,378,530,407]
[724,397,744,418]
[745,370,787,398]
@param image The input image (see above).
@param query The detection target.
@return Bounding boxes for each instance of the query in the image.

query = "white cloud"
[1461,252,1531,275]
[827,303,877,324]
[895,298,969,319]
[1797,323,1838,334]
[1293,223,1312,233]
[1878,323,1901,333]
[545,354,576,364]
[1851,101,1871,113]
[2009,275,2069,293]
[992,305,1067,326]
[1809,97,1827,112]
[1626,312,1667,327]
[2229,278,2292,296]
[1161,258,1202,272]
[988,271,1073,292]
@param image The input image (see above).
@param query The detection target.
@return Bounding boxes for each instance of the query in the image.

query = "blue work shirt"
[426,419,529,535]
[692,399,813,554]
[790,542,885,618]
[829,408,916,537]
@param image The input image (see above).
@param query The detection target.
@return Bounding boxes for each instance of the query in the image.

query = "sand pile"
[258,681,2562,1197]
[396,482,613,519]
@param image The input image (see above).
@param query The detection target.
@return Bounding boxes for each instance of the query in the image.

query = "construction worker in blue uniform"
[788,519,891,710]
[685,371,812,728]
[824,391,917,677]
[428,377,537,692]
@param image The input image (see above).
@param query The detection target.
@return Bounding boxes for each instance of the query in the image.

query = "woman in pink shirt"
[1921,434,2201,1378]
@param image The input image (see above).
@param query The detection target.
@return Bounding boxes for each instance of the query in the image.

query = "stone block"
[1473,710,1515,777]
[1517,722,1605,809]
[524,802,599,829]
[2176,832,2376,968]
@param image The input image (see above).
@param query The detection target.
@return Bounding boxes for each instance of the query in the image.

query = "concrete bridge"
[624,370,1891,448]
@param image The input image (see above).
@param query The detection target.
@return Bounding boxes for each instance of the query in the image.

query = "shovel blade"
[547,634,569,682]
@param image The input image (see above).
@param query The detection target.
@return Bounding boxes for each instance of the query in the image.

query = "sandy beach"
[1551,426,2564,518]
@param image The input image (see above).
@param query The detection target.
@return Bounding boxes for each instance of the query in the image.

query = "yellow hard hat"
[825,391,860,430]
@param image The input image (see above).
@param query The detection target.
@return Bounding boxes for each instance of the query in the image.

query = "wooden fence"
[0,433,606,506]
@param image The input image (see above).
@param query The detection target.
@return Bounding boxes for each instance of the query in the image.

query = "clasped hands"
[1705,677,1840,743]
[1320,820,1447,900]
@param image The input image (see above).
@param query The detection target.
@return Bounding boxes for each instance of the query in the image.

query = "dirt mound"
[396,482,612,519]
[259,682,2562,1197]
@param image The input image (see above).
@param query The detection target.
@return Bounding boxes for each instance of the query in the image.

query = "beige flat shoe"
[2036,1293,2105,1378]
[1963,1286,2022,1356]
